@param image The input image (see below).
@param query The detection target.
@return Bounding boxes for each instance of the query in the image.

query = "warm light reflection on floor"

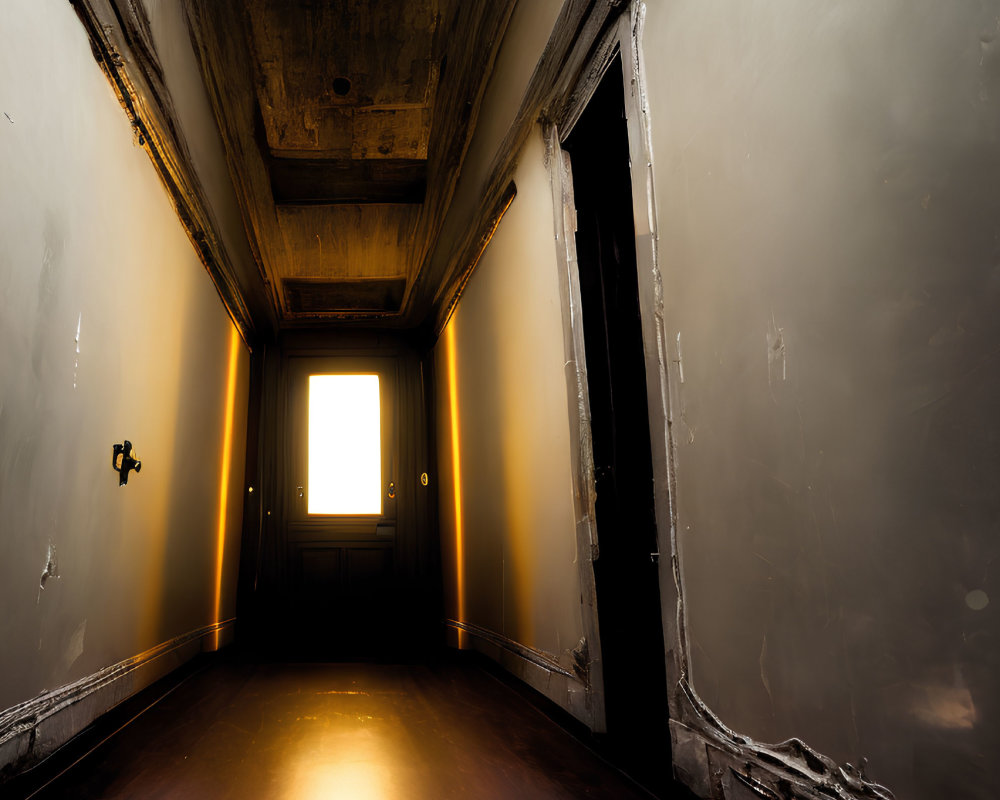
[288,759,396,800]
[212,325,241,650]
[444,323,466,646]
[282,701,401,800]
[37,662,654,798]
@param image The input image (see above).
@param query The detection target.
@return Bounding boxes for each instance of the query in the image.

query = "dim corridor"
[12,651,691,800]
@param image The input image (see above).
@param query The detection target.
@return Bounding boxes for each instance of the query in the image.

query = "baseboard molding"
[445,619,604,732]
[0,619,235,779]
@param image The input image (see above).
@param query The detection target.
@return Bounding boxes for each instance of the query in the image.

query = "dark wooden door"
[283,355,399,657]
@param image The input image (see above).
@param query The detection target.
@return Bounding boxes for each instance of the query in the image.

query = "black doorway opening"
[563,53,671,795]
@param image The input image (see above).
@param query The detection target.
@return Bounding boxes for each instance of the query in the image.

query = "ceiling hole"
[332,77,351,96]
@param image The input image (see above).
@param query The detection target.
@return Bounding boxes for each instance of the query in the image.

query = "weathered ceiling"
[183,0,516,326]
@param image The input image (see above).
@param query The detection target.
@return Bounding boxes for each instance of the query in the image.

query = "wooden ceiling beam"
[269,158,427,206]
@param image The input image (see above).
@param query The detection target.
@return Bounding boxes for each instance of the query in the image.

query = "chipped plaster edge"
[445,619,599,731]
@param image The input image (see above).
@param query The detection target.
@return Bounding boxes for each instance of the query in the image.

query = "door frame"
[548,4,684,736]
[554,12,901,800]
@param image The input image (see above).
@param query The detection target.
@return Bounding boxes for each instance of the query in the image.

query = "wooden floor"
[13,653,688,799]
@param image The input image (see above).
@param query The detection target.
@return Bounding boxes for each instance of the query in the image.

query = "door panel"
[297,547,342,599]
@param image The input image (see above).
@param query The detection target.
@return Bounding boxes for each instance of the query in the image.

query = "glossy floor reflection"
[26,655,672,799]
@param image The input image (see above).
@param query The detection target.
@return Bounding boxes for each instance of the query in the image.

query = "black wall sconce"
[112,440,141,486]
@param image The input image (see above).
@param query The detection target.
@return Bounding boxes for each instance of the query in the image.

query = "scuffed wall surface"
[643,1,1000,798]
[0,0,248,714]
[434,127,585,665]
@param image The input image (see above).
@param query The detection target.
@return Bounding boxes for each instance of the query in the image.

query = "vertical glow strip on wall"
[445,323,466,646]
[308,374,382,514]
[213,326,241,650]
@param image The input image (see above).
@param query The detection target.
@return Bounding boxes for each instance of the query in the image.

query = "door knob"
[387,481,396,500]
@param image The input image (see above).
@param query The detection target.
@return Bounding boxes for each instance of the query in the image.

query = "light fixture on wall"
[112,440,141,486]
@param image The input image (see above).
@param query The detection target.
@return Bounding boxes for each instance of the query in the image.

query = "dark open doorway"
[563,54,671,794]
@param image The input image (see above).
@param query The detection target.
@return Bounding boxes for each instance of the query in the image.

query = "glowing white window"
[308,374,382,514]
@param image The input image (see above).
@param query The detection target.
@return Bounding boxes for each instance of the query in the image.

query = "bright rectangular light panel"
[308,374,382,514]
